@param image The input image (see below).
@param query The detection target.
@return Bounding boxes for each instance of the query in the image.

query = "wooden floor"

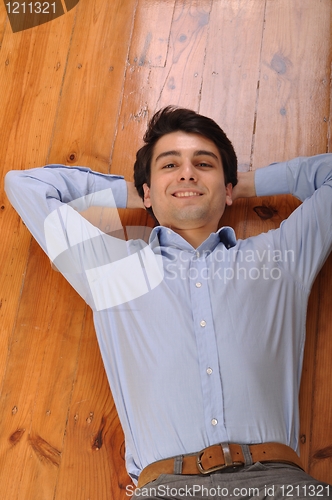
[0,0,331,498]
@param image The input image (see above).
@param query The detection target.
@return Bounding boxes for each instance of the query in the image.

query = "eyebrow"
[155,150,219,162]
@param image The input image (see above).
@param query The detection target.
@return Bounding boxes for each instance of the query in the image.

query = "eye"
[197,162,212,168]
[163,163,177,169]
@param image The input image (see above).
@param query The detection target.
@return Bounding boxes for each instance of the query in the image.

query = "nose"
[178,160,197,182]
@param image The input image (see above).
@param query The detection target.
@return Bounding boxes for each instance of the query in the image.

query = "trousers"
[131,462,331,499]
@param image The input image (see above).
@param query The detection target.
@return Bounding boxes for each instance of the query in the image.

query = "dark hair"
[134,106,238,216]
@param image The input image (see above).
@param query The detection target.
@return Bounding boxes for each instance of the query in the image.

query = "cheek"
[148,179,165,202]
[212,187,229,212]
[149,191,163,212]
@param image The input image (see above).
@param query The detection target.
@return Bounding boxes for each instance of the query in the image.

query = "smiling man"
[5,106,332,499]
[142,131,233,248]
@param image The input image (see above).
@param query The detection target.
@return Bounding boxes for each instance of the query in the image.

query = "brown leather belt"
[137,442,303,488]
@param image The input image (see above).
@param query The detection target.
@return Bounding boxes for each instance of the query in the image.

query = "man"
[5,107,332,498]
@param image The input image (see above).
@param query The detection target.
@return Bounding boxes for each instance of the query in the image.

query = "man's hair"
[134,106,238,216]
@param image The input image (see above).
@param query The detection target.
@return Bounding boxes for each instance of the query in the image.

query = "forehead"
[151,131,222,163]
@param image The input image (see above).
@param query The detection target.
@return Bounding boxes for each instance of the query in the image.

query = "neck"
[170,225,217,249]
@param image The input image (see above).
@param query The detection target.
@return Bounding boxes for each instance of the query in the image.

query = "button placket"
[189,252,226,441]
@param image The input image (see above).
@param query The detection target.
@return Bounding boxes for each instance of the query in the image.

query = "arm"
[231,171,256,200]
[238,154,332,288]
[126,181,145,209]
[232,154,332,202]
[254,154,332,202]
[5,165,144,306]
[78,181,143,230]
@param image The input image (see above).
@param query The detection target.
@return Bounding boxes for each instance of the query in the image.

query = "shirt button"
[200,320,206,327]
[206,367,213,375]
[195,282,202,288]
[211,418,218,426]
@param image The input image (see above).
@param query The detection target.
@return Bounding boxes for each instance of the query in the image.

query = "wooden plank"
[0,2,137,498]
[300,38,331,464]
[307,256,332,482]
[0,243,86,499]
[129,0,175,68]
[112,1,210,189]
[112,0,175,192]
[311,33,332,479]
[0,214,30,386]
[0,9,76,412]
[0,7,81,500]
[312,18,332,479]
[47,0,138,171]
[329,65,332,154]
[253,0,331,167]
[0,12,76,170]
[0,2,9,40]
[152,0,213,110]
[298,276,321,472]
[251,0,332,482]
[200,0,267,172]
[54,309,131,500]
[40,1,137,497]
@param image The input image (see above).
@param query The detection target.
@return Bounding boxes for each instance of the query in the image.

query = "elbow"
[4,169,18,194]
[4,169,25,204]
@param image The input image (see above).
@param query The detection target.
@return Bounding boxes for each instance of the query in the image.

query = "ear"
[225,183,233,206]
[143,183,152,208]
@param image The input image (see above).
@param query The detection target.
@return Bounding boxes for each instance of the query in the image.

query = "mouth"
[172,191,202,198]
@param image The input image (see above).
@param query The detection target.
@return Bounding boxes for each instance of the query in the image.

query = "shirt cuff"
[255,162,290,197]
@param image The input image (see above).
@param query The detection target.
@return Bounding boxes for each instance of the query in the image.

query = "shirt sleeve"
[5,165,130,308]
[254,154,332,289]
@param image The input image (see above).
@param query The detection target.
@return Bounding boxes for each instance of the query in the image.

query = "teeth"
[175,191,200,197]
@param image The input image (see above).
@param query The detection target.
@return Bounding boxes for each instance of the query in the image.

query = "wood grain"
[0,244,85,498]
[251,0,332,479]
[47,0,138,171]
[0,15,77,490]
[252,0,331,167]
[200,0,266,171]
[307,256,332,480]
[112,0,212,184]
[0,0,331,497]
[54,309,131,500]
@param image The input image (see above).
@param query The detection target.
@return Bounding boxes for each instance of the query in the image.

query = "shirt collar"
[149,225,237,252]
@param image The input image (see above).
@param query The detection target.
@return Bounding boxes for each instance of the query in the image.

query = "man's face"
[143,131,233,233]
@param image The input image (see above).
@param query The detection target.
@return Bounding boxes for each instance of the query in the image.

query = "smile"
[172,191,202,197]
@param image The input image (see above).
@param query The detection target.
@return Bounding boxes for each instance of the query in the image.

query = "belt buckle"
[196,443,242,475]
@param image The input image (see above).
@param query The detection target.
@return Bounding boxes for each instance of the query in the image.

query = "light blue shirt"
[5,155,332,483]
